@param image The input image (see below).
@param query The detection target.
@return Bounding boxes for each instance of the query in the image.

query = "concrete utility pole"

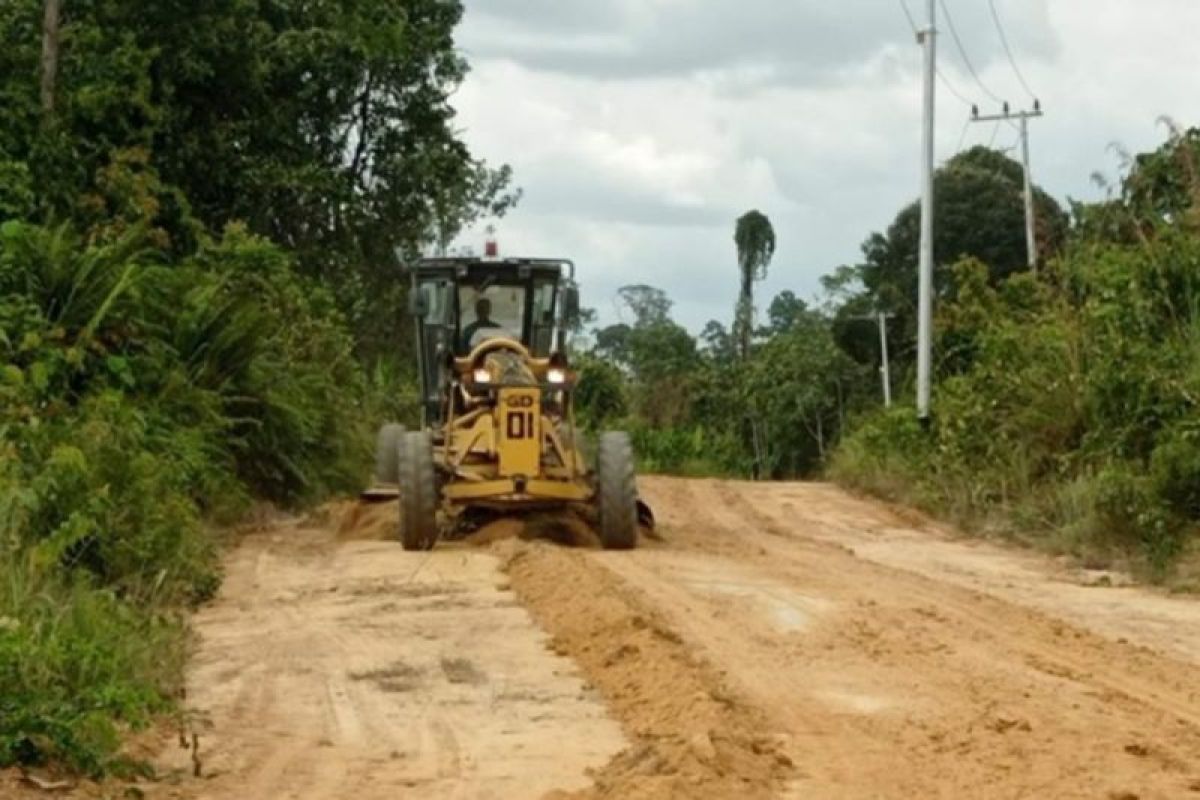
[916,0,936,423]
[851,312,896,408]
[972,102,1044,271]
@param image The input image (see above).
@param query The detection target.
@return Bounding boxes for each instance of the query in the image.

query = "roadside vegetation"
[1,0,506,775]
[831,127,1200,582]
[573,145,1069,480]
[573,129,1200,584]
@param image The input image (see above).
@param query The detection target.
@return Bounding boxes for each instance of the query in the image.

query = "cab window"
[458,282,525,353]
[530,280,557,356]
[414,279,453,420]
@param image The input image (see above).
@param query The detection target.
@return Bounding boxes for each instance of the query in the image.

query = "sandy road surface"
[113,477,1200,799]
[151,511,625,799]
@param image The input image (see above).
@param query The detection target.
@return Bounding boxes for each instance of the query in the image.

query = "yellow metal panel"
[448,414,494,462]
[443,479,517,500]
[525,479,591,501]
[497,387,541,477]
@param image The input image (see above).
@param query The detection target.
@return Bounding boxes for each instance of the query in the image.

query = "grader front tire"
[398,431,438,551]
[597,431,638,550]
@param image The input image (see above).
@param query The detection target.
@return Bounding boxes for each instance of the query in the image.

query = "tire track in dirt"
[715,478,1200,731]
[612,476,1200,799]
[42,478,1200,800]
[148,513,626,800]
[736,479,1200,662]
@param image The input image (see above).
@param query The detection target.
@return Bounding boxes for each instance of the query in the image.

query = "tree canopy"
[0,0,516,354]
[733,209,775,359]
[0,0,513,774]
[824,146,1067,370]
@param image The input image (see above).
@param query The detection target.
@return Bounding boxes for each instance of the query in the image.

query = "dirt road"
[147,477,1200,799]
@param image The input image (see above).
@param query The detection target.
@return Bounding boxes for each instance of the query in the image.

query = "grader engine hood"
[480,349,537,386]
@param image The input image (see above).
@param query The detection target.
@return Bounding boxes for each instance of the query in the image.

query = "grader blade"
[360,484,400,503]
[636,499,655,530]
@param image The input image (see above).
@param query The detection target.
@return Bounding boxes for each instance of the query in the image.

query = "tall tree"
[617,284,673,327]
[0,0,518,356]
[829,146,1067,373]
[733,209,776,359]
[592,284,698,426]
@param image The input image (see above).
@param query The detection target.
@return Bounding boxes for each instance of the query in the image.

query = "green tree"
[1124,123,1200,228]
[760,289,808,337]
[591,284,698,427]
[831,146,1067,375]
[593,323,632,368]
[698,319,736,364]
[617,284,673,327]
[0,1,514,773]
[741,301,859,475]
[832,129,1200,580]
[733,209,776,359]
[0,0,518,356]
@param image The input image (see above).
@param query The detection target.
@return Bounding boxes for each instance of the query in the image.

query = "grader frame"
[371,256,647,551]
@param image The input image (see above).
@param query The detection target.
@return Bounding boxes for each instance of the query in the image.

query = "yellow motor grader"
[369,256,652,550]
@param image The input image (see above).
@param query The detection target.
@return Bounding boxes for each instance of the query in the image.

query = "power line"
[935,64,975,109]
[936,66,974,109]
[988,0,1037,101]
[955,113,972,153]
[898,0,974,109]
[939,0,1004,105]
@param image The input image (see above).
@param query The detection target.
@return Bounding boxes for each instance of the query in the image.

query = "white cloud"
[452,0,1200,331]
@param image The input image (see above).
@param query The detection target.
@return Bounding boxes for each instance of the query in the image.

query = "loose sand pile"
[333,498,603,548]
[504,543,792,799]
[467,513,601,548]
[333,499,398,541]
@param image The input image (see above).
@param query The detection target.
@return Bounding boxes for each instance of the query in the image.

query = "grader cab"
[372,256,650,550]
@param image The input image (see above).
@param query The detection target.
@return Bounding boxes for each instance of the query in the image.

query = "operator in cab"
[461,297,505,351]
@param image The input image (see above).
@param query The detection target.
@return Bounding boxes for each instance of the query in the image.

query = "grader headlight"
[547,367,567,385]
[472,367,492,385]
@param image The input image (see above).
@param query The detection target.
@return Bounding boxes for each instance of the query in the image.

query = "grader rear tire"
[398,431,438,551]
[374,423,406,484]
[597,431,638,550]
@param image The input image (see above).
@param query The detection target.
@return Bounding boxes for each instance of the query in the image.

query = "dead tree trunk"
[40,0,62,119]
[815,413,826,461]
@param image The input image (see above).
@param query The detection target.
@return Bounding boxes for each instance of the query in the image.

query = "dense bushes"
[833,231,1200,580]
[0,0,510,777]
[579,287,860,479]
[0,221,369,772]
[0,561,183,776]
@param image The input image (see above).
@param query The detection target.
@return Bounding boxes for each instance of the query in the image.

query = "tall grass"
[0,558,183,775]
[832,242,1200,583]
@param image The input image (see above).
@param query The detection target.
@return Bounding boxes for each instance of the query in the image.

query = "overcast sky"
[450,0,1199,332]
